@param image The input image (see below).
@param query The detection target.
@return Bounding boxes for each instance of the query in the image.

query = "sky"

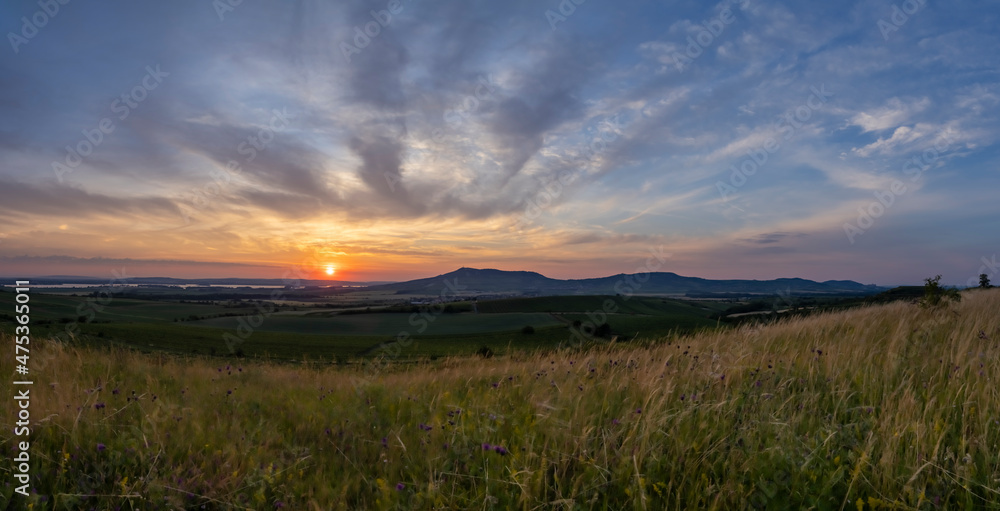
[1,0,998,285]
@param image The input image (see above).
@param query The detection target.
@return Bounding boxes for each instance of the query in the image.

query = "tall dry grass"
[2,289,999,509]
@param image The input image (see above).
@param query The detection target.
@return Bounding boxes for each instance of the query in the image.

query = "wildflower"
[635,408,642,414]
[97,443,106,452]
[112,388,120,395]
[94,402,106,410]
[482,443,491,450]
[494,446,508,455]
[395,482,405,491]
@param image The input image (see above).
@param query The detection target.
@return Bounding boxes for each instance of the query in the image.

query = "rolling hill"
[364,267,882,296]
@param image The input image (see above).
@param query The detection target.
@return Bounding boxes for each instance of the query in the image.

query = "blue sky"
[0,0,998,285]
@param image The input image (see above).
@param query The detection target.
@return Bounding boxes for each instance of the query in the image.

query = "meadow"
[0,290,729,361]
[2,289,999,509]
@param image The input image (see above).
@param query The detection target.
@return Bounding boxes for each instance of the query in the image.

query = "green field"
[0,289,744,362]
[187,312,561,336]
[0,289,233,322]
[476,295,727,315]
[63,321,577,360]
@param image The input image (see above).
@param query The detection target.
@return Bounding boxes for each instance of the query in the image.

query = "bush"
[476,346,494,358]
[921,275,961,307]
[521,325,535,335]
[594,323,612,338]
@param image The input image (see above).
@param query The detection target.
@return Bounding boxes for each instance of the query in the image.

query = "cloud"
[741,232,807,245]
[850,97,930,133]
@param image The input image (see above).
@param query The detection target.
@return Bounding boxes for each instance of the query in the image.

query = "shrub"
[921,275,961,307]
[476,346,494,358]
[521,325,535,334]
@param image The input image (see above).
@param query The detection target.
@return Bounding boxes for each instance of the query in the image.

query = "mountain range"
[366,268,883,297]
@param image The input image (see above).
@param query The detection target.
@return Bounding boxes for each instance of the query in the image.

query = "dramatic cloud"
[1,0,998,285]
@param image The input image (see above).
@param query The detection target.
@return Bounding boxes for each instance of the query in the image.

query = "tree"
[594,323,612,338]
[980,273,992,289]
[921,275,961,307]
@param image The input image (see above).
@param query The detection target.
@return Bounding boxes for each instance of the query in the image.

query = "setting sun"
[325,265,335,276]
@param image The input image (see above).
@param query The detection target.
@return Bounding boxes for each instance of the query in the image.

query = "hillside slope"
[3,289,998,509]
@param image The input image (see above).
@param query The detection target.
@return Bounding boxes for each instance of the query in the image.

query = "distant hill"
[5,276,392,287]
[365,267,883,296]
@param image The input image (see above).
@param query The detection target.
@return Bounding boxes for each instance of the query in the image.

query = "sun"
[325,265,335,276]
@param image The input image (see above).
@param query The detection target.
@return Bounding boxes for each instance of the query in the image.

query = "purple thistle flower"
[482,443,491,450]
[97,443,106,452]
[493,446,508,455]
[395,482,405,491]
